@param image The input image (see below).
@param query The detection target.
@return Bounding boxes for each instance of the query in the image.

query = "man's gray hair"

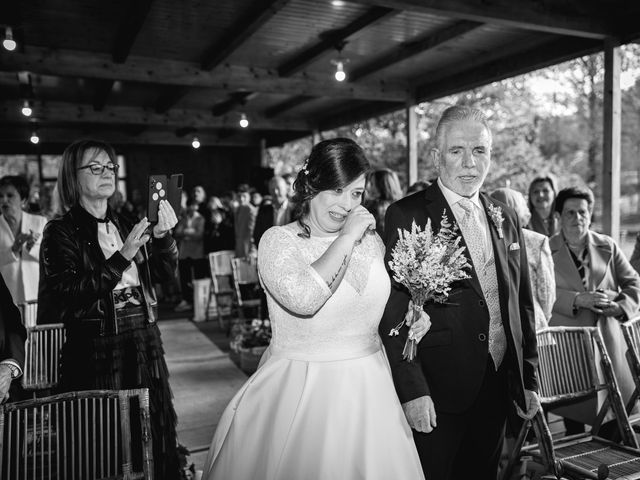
[434,105,492,150]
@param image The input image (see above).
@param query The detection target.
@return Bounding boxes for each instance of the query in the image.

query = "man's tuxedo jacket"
[379,183,538,413]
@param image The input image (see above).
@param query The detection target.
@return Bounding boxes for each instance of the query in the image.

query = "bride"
[203,138,427,480]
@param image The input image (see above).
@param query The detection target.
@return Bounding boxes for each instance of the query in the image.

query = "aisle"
[159,318,247,471]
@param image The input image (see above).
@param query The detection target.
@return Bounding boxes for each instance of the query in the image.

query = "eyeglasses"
[77,163,119,175]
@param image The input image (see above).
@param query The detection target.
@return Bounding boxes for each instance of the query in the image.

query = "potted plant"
[235,319,271,374]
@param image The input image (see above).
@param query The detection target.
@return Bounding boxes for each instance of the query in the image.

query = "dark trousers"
[414,356,509,480]
[178,257,208,302]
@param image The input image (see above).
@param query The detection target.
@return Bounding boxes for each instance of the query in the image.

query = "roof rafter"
[265,95,315,117]
[277,6,398,77]
[348,0,613,39]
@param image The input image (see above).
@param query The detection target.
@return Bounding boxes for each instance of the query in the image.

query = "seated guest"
[527,175,559,237]
[490,187,555,331]
[549,186,640,436]
[0,175,48,305]
[0,272,26,402]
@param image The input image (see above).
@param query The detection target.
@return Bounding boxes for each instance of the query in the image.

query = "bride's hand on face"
[339,205,375,243]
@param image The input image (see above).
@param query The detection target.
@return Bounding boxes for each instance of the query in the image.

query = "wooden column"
[406,104,418,188]
[602,38,621,240]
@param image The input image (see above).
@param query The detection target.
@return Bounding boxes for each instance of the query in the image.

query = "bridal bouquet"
[388,211,471,361]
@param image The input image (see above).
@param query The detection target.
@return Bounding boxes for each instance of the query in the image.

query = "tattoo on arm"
[327,254,349,289]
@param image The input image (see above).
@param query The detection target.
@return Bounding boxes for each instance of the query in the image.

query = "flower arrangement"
[388,211,472,361]
[236,319,272,349]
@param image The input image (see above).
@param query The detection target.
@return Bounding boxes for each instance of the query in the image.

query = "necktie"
[458,198,506,369]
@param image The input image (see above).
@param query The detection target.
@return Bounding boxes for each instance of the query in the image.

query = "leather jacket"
[37,204,178,335]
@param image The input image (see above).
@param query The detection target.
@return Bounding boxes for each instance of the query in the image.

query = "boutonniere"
[487,203,504,239]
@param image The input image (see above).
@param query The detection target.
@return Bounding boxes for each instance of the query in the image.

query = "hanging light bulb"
[3,27,16,52]
[21,100,32,117]
[191,136,200,149]
[334,61,346,82]
[239,113,249,128]
[30,131,39,144]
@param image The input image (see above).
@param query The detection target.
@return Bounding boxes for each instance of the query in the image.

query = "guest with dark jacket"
[37,139,181,479]
[0,272,26,403]
[253,176,294,248]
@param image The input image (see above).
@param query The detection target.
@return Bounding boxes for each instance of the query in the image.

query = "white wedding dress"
[202,224,425,480]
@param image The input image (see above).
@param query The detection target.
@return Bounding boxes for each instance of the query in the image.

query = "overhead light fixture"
[191,136,200,149]
[21,100,32,117]
[331,41,348,82]
[3,26,16,52]
[239,113,249,128]
[30,131,39,145]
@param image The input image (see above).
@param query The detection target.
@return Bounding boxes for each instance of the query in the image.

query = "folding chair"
[21,324,66,396]
[502,326,640,480]
[621,315,640,422]
[0,389,153,480]
[18,300,38,328]
[207,250,236,329]
[231,257,262,320]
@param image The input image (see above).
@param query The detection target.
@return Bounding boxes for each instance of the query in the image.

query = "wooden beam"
[350,20,482,82]
[92,79,115,111]
[0,46,409,102]
[318,100,404,131]
[154,86,191,114]
[212,92,258,116]
[414,37,602,103]
[265,95,314,118]
[277,7,397,77]
[348,0,613,39]
[0,101,313,131]
[602,38,621,240]
[112,0,155,63]
[200,0,290,71]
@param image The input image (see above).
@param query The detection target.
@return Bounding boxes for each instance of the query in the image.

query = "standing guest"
[491,187,555,331]
[0,175,48,305]
[364,168,403,236]
[234,184,257,258]
[192,185,208,217]
[250,189,263,208]
[203,138,428,480]
[549,186,640,436]
[282,172,296,200]
[204,196,235,254]
[527,175,559,237]
[380,105,539,480]
[174,198,206,312]
[0,272,26,403]
[37,139,181,479]
[253,176,294,247]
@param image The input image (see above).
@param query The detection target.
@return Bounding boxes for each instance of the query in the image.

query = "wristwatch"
[0,362,20,379]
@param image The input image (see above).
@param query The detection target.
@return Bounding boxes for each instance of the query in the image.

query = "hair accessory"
[301,158,309,175]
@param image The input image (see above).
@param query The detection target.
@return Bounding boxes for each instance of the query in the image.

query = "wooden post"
[602,38,621,240]
[406,104,418,189]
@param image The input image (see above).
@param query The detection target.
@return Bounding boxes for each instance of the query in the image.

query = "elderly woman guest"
[203,138,429,480]
[490,187,555,331]
[37,139,181,478]
[0,175,48,306]
[527,175,559,237]
[549,186,640,436]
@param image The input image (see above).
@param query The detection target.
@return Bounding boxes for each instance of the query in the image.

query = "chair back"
[21,324,66,392]
[0,389,153,480]
[536,326,636,447]
[208,250,234,293]
[621,315,640,413]
[231,257,261,308]
[18,301,38,328]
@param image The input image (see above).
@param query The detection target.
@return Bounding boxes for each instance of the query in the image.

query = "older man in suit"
[380,105,539,480]
[0,272,26,402]
[253,176,294,248]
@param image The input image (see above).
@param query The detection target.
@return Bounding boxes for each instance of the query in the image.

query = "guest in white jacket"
[0,176,48,305]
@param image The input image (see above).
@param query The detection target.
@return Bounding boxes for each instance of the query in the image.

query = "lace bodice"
[258,224,390,359]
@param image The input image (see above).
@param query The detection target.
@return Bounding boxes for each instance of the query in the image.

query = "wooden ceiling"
[0,0,639,150]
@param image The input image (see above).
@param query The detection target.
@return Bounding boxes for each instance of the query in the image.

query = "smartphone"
[148,174,183,222]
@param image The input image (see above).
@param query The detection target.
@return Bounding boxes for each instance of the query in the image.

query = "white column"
[406,104,418,188]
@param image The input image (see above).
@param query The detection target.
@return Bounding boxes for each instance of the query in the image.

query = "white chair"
[18,300,38,328]
[207,250,236,328]
[21,324,66,395]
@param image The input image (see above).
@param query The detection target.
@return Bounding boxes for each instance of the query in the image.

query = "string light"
[3,26,16,52]
[30,131,39,144]
[334,61,346,82]
[21,100,32,117]
[191,136,200,149]
[239,113,249,128]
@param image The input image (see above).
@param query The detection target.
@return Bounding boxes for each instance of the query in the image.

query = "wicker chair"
[621,315,640,420]
[0,389,153,480]
[18,300,38,328]
[21,324,66,395]
[502,326,640,480]
[207,250,236,328]
[231,257,262,320]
